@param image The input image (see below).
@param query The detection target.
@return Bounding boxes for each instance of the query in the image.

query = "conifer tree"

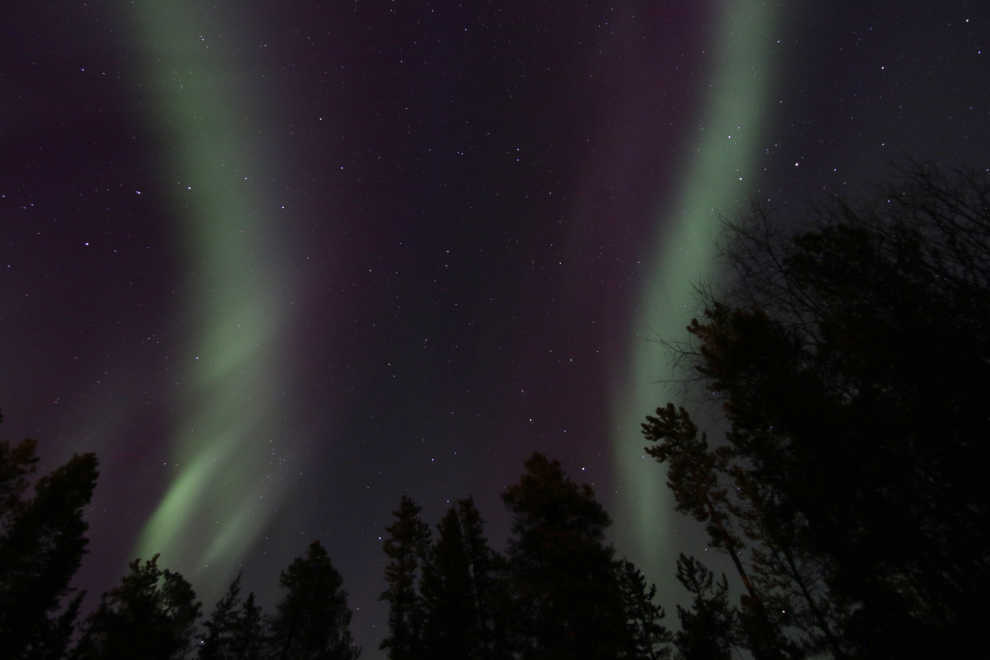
[646,163,990,658]
[268,540,360,660]
[420,506,476,660]
[74,554,201,660]
[457,497,511,660]
[233,593,266,660]
[616,559,672,660]
[379,496,430,660]
[502,453,630,660]
[0,428,98,660]
[642,406,794,660]
[672,555,734,660]
[199,572,267,660]
[417,498,512,660]
[199,574,242,660]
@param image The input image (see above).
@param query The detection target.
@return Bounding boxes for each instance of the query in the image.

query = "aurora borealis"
[126,0,299,579]
[613,0,778,577]
[2,0,987,654]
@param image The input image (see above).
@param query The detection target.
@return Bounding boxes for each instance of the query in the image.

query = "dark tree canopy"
[74,554,201,660]
[672,555,734,660]
[380,496,431,660]
[198,572,267,660]
[380,459,670,660]
[420,502,490,660]
[269,540,360,660]
[645,163,990,659]
[455,497,513,660]
[615,559,672,660]
[383,495,513,660]
[0,431,98,660]
[502,453,636,660]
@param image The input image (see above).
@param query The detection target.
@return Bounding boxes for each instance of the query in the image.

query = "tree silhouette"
[502,452,640,660]
[74,554,201,660]
[456,497,512,660]
[268,540,360,660]
[642,405,802,660]
[380,496,431,660]
[615,559,672,660]
[420,504,479,660]
[672,555,734,660]
[641,406,753,598]
[232,593,266,660]
[198,572,267,660]
[0,428,98,660]
[646,163,990,658]
[417,497,513,660]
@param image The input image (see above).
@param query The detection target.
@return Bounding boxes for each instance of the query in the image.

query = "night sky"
[2,0,987,654]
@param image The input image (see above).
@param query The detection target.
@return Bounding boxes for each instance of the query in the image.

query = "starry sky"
[1,0,987,654]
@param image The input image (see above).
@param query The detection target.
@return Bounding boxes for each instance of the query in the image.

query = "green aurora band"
[128,2,297,585]
[613,0,780,578]
[124,0,778,599]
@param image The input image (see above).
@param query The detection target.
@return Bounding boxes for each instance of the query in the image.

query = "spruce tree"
[673,555,734,660]
[646,163,990,658]
[199,574,242,660]
[457,497,511,660]
[380,496,430,660]
[501,453,628,660]
[420,506,476,660]
[74,555,201,660]
[268,540,360,660]
[0,431,98,660]
[616,559,672,660]
[199,572,267,660]
[231,592,266,660]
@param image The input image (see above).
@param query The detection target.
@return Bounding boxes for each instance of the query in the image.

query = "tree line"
[376,454,670,660]
[642,162,990,659]
[2,162,987,659]
[0,425,670,660]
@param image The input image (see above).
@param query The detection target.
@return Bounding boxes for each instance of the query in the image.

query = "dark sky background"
[2,0,987,654]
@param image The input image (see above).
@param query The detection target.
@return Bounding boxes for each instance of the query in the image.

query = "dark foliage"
[672,555,734,660]
[381,457,671,660]
[380,496,431,660]
[420,504,485,660]
[417,497,513,660]
[616,559,672,660]
[457,497,513,660]
[198,572,267,660]
[502,453,654,660]
[0,428,98,660]
[268,540,360,660]
[74,554,201,660]
[644,163,990,659]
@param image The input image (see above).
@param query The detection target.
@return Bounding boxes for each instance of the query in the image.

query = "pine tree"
[380,496,431,660]
[641,406,755,599]
[673,555,734,660]
[420,506,477,660]
[647,163,990,658]
[642,406,796,660]
[74,554,201,660]
[268,540,360,660]
[502,453,628,660]
[0,431,98,660]
[199,572,267,660]
[199,574,242,660]
[231,593,266,660]
[616,559,672,660]
[457,497,511,660]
